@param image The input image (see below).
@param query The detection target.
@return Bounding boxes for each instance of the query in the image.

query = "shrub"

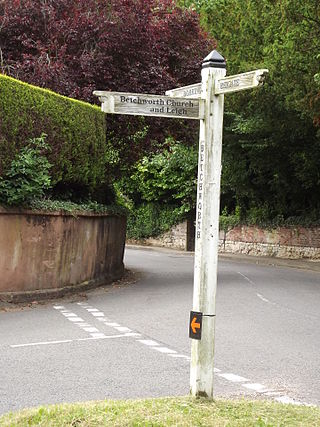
[126,203,181,239]
[0,74,110,202]
[0,134,52,206]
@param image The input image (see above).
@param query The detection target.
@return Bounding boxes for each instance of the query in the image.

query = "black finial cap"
[202,50,226,69]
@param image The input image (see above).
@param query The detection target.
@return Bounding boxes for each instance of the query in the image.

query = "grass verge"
[0,397,319,426]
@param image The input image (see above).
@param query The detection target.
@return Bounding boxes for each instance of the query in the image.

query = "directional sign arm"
[93,91,204,120]
[214,69,269,95]
[165,83,202,99]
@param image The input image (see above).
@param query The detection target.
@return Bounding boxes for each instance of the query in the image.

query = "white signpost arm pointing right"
[190,50,226,398]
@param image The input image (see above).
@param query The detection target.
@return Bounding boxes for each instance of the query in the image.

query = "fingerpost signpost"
[94,50,268,399]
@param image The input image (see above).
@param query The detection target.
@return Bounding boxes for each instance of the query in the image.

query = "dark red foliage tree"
[0,0,215,169]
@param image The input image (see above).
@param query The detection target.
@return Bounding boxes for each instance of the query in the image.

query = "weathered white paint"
[215,69,268,95]
[165,82,202,99]
[190,61,226,398]
[93,91,204,120]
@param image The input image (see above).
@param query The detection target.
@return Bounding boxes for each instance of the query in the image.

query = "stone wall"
[129,220,320,259]
[0,207,126,299]
[220,225,320,259]
[128,221,190,250]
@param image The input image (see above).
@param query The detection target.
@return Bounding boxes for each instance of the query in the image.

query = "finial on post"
[202,50,226,69]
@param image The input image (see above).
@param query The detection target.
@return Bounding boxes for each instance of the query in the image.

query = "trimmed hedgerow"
[0,74,108,200]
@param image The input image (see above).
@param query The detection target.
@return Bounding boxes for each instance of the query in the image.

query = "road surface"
[0,246,319,415]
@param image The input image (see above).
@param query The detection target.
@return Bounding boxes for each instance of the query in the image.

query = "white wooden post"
[93,54,268,400]
[190,50,226,398]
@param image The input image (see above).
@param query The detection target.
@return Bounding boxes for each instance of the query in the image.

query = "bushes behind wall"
[0,74,111,202]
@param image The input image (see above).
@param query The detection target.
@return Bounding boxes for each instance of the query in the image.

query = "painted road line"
[242,383,269,392]
[237,272,256,286]
[168,354,190,359]
[103,322,120,327]
[137,339,160,346]
[11,334,137,348]
[114,326,132,333]
[153,347,177,354]
[90,333,107,338]
[68,317,85,322]
[218,373,250,383]
[275,396,304,405]
[83,327,99,333]
[53,305,106,338]
[256,293,271,303]
[53,306,65,310]
[11,339,73,348]
[72,303,313,406]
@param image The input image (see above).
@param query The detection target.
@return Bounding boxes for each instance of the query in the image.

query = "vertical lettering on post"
[196,141,205,240]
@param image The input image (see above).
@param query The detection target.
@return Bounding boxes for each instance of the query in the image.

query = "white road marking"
[275,396,304,405]
[83,327,99,333]
[11,334,135,348]
[90,333,107,338]
[238,272,256,285]
[114,326,132,333]
[168,354,190,359]
[264,391,282,396]
[153,347,177,354]
[53,306,65,310]
[68,317,84,322]
[218,373,249,383]
[55,303,314,407]
[242,383,268,392]
[137,339,159,346]
[257,293,271,303]
[11,340,73,348]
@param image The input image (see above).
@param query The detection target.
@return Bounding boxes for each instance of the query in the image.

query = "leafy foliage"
[185,0,320,223]
[119,139,198,213]
[126,203,180,239]
[28,199,127,217]
[0,134,52,205]
[118,139,198,238]
[0,74,111,202]
[0,0,215,168]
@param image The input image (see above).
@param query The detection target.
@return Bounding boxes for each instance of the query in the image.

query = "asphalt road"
[0,246,319,415]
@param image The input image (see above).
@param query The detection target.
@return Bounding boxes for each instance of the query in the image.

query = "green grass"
[0,397,319,426]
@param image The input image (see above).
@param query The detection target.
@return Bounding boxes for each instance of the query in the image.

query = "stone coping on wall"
[0,206,125,218]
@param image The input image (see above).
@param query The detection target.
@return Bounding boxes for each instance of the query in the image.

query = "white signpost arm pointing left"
[190,51,226,398]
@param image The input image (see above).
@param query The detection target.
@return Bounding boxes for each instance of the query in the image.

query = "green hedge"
[126,203,185,239]
[0,74,108,199]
